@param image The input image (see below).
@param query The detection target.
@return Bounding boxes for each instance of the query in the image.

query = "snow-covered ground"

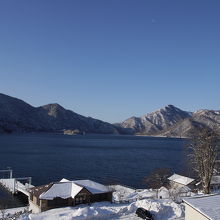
[0,206,28,218]
[111,185,156,203]
[18,200,184,220]
[15,185,184,220]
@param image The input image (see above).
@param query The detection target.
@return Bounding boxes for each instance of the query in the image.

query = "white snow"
[40,182,83,200]
[39,179,111,200]
[17,186,184,220]
[19,199,184,220]
[73,180,110,194]
[111,185,156,202]
[168,174,194,185]
[0,207,28,218]
[0,178,16,193]
[184,194,220,220]
[60,178,70,182]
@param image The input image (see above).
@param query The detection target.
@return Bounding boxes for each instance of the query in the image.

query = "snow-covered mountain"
[117,105,220,137]
[0,93,118,134]
[0,93,219,137]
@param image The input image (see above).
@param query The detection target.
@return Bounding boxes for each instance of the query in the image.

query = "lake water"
[0,133,188,207]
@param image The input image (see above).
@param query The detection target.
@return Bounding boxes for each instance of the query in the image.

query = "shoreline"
[0,131,189,139]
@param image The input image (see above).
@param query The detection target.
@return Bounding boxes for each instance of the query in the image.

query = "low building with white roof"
[158,186,170,199]
[168,173,196,190]
[29,179,112,213]
[184,194,220,220]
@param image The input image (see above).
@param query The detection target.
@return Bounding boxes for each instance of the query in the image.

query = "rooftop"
[36,179,111,200]
[39,182,83,200]
[168,174,195,185]
[184,194,220,220]
[73,179,110,194]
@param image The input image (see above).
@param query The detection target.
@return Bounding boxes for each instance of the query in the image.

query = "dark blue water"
[0,133,188,207]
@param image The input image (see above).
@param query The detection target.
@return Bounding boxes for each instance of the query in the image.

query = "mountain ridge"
[0,93,118,134]
[117,105,220,137]
[0,93,219,137]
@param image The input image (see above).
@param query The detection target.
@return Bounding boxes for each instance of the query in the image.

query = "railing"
[0,176,33,196]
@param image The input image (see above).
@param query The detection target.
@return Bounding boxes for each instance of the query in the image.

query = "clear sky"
[0,0,219,123]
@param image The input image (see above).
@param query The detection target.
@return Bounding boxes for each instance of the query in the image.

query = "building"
[190,175,220,192]
[184,194,220,220]
[168,174,196,190]
[157,186,170,199]
[29,179,113,213]
[210,176,220,191]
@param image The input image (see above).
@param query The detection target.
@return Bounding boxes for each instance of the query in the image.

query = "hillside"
[0,93,118,134]
[117,105,220,137]
[1,93,219,137]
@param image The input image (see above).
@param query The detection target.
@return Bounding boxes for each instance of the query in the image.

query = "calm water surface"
[0,133,188,207]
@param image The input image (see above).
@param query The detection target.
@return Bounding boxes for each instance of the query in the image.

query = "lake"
[0,133,188,207]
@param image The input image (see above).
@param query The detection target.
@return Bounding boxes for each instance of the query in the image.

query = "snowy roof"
[211,176,220,185]
[158,186,169,192]
[39,179,111,200]
[39,182,83,200]
[60,178,70,182]
[168,174,195,185]
[184,194,220,220]
[73,180,110,194]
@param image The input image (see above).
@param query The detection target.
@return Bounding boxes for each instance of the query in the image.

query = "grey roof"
[184,194,220,220]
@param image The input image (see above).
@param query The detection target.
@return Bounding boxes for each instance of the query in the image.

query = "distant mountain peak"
[159,104,185,112]
[42,103,67,111]
[149,105,184,115]
[119,105,193,136]
[165,104,177,109]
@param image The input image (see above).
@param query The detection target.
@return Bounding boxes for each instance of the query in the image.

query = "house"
[157,186,170,199]
[29,179,113,213]
[210,176,220,191]
[175,185,192,197]
[184,194,220,220]
[168,174,196,190]
[189,175,220,192]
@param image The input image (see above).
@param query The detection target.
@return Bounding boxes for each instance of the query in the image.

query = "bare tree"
[188,127,219,194]
[143,168,172,189]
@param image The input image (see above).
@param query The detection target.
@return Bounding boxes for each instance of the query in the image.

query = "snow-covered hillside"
[17,186,184,220]
[18,200,184,220]
[118,105,220,137]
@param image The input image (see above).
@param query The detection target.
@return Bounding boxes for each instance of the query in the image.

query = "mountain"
[117,105,220,137]
[117,105,192,135]
[1,93,219,137]
[0,93,118,134]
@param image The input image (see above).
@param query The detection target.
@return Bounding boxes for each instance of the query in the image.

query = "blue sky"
[0,0,219,123]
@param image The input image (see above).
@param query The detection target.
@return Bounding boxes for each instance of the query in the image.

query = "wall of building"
[170,181,184,189]
[185,203,210,220]
[29,200,41,213]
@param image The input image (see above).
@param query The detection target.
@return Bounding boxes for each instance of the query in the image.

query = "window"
[75,195,86,204]
[48,198,68,207]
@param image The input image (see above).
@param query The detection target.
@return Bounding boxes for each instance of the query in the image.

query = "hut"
[29,179,112,213]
